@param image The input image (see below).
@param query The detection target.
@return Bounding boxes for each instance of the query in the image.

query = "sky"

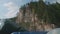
[0,0,60,19]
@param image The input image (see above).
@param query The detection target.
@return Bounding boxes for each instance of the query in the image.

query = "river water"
[11,31,47,34]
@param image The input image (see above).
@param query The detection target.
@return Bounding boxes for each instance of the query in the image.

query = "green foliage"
[20,1,60,27]
[3,17,27,33]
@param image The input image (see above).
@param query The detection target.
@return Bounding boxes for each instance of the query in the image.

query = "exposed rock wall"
[16,5,55,32]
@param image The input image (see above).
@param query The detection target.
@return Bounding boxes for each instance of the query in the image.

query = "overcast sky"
[0,0,60,19]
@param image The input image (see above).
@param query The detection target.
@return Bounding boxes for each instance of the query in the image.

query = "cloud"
[3,2,19,18]
[50,0,60,3]
[43,0,46,2]
[57,0,60,3]
[35,0,39,1]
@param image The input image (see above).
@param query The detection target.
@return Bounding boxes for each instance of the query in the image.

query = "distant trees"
[0,17,27,34]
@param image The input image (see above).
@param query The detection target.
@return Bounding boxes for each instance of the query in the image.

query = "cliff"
[15,0,60,31]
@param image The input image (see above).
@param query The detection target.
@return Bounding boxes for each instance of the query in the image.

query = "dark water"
[11,32,47,34]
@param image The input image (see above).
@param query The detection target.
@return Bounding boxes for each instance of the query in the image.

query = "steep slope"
[15,0,60,31]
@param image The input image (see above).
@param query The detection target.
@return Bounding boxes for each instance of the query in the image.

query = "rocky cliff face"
[16,6,55,32]
[16,1,56,31]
